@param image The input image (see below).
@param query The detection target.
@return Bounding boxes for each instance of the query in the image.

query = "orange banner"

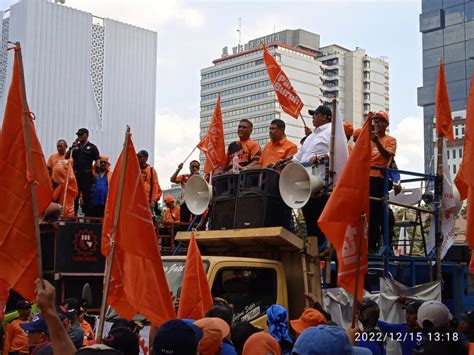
[318,117,372,300]
[197,96,226,174]
[102,132,175,326]
[435,62,454,142]
[263,45,303,118]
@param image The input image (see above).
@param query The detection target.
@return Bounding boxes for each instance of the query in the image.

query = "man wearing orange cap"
[194,317,231,355]
[290,308,327,335]
[344,121,354,154]
[163,195,180,224]
[353,128,362,143]
[369,111,397,254]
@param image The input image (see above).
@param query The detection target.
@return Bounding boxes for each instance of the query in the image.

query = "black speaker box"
[212,174,239,201]
[210,198,237,230]
[234,195,292,229]
[238,169,280,197]
[444,244,471,262]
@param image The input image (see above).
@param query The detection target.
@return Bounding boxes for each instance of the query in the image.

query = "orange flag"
[435,62,454,142]
[197,96,226,174]
[0,47,52,301]
[455,70,474,272]
[263,45,303,118]
[52,160,78,217]
[318,117,372,301]
[177,232,213,319]
[101,131,175,326]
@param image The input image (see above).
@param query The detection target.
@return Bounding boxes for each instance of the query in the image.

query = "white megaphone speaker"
[279,162,325,209]
[184,175,212,215]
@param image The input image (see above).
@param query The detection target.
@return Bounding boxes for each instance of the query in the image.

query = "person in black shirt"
[65,128,100,216]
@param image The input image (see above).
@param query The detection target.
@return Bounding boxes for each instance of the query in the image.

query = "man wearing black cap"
[65,128,100,216]
[3,300,31,354]
[137,150,162,213]
[293,105,332,249]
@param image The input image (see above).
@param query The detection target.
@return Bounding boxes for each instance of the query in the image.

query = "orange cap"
[343,121,354,138]
[194,317,230,355]
[374,110,389,124]
[243,332,281,355]
[164,195,175,203]
[290,308,327,334]
[353,128,362,140]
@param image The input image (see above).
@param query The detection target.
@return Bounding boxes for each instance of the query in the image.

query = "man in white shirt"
[293,105,332,249]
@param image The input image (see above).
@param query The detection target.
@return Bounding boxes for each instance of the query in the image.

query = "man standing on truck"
[224,119,261,171]
[258,119,297,170]
[170,160,201,222]
[292,105,332,249]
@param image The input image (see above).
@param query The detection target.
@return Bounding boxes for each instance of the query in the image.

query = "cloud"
[390,116,425,174]
[65,0,205,30]
[154,110,201,190]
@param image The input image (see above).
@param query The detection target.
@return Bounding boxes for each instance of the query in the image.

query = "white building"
[199,29,389,161]
[0,0,157,164]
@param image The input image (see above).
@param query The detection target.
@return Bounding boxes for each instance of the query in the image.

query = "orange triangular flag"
[435,62,454,142]
[197,96,226,174]
[101,131,175,326]
[0,46,52,301]
[177,232,213,319]
[52,160,78,217]
[318,116,372,300]
[263,45,303,118]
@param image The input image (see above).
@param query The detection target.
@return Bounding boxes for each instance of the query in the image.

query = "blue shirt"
[92,174,108,206]
[378,321,423,355]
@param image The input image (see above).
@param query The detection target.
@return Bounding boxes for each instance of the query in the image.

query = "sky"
[1,0,426,189]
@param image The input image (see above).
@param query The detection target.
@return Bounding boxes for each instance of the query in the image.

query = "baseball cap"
[242,332,281,355]
[136,150,149,158]
[417,300,450,330]
[164,195,175,203]
[402,300,424,314]
[76,344,122,354]
[308,105,332,118]
[16,300,32,309]
[20,314,48,333]
[359,299,379,314]
[76,128,89,135]
[353,128,362,140]
[290,308,327,334]
[374,111,389,124]
[293,325,367,355]
[460,310,474,328]
[153,319,203,355]
[231,321,262,354]
[194,317,230,355]
[103,326,139,355]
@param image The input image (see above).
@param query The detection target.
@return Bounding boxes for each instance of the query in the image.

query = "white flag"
[332,103,349,186]
[427,140,456,258]
[396,217,411,256]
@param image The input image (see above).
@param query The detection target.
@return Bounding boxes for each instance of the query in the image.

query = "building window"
[364,72,370,79]
[455,126,459,137]
[453,149,457,159]
[453,164,457,174]
[420,9,444,33]
[462,125,465,135]
[364,82,371,90]
[459,148,463,158]
[447,150,450,159]
[363,104,371,111]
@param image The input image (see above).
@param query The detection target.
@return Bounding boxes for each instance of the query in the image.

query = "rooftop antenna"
[237,17,242,50]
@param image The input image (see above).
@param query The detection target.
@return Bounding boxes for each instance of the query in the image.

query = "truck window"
[211,267,277,323]
[163,260,210,298]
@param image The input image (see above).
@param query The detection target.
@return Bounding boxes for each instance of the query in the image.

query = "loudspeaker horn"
[279,162,325,209]
[184,175,212,215]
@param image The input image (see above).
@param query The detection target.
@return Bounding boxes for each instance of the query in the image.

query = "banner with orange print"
[435,62,454,142]
[197,96,226,174]
[263,45,303,118]
[318,117,372,301]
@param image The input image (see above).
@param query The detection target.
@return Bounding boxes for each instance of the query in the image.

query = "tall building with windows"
[418,0,474,174]
[199,29,389,163]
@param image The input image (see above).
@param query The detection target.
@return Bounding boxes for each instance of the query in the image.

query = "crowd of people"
[2,279,473,354]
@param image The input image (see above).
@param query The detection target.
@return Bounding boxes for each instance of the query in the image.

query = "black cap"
[308,105,332,118]
[76,128,89,135]
[136,150,149,158]
[359,299,379,313]
[16,300,32,309]
[103,327,140,355]
[402,300,424,314]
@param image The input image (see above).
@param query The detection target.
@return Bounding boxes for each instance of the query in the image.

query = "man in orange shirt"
[258,119,297,169]
[137,150,162,215]
[3,300,31,354]
[369,111,397,253]
[163,195,181,224]
[47,139,69,189]
[170,160,200,222]
[225,119,261,171]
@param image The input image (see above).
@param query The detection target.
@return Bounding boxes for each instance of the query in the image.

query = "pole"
[351,213,366,328]
[96,126,131,343]
[16,42,43,281]
[299,112,309,130]
[435,137,443,280]
[61,160,72,211]
[182,145,198,165]
[329,98,337,189]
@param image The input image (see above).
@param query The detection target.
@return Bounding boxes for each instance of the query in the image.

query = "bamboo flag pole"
[299,112,309,130]
[435,136,443,280]
[329,98,337,189]
[61,160,72,211]
[96,126,131,343]
[351,213,366,328]
[16,42,43,281]
[182,145,198,165]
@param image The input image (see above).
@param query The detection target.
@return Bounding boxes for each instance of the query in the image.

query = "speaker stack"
[209,173,239,230]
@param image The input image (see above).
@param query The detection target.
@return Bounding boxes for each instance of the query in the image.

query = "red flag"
[177,232,213,319]
[263,45,303,118]
[197,96,226,174]
[52,160,78,217]
[435,62,454,142]
[0,47,52,301]
[318,117,372,300]
[102,132,175,326]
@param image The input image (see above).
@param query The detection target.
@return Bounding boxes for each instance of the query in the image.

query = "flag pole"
[61,161,72,212]
[181,145,198,165]
[329,98,337,189]
[299,112,309,129]
[435,136,443,280]
[16,42,43,282]
[351,213,366,328]
[96,126,131,343]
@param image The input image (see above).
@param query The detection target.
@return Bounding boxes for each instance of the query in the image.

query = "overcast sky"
[1,0,426,189]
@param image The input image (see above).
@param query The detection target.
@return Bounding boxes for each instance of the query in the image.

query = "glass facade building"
[418,0,474,173]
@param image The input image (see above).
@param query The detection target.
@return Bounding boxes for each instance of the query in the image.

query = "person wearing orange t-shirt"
[369,111,397,253]
[3,300,31,355]
[258,119,297,169]
[163,195,181,224]
[170,160,200,222]
[137,150,162,215]
[47,139,69,189]
[224,119,261,171]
